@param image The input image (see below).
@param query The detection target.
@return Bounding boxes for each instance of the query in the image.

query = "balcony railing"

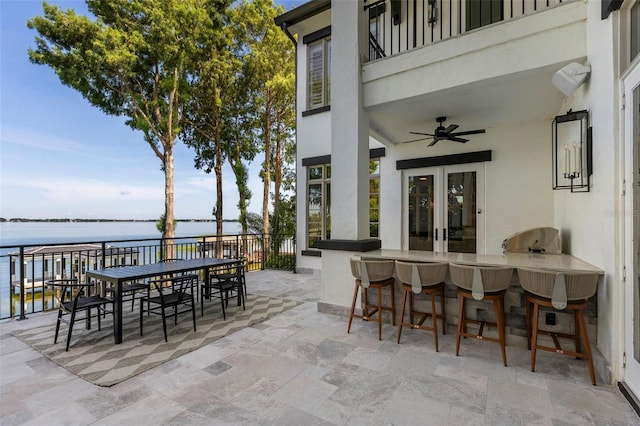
[366,0,570,62]
[0,233,295,320]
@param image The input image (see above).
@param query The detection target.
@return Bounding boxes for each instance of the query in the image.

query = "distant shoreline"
[0,218,238,223]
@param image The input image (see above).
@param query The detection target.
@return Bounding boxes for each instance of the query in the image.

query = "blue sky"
[0,0,301,220]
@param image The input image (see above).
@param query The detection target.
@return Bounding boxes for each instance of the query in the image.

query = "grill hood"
[501,227,562,254]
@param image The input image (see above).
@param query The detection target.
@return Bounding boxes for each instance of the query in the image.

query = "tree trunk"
[163,146,175,259]
[214,99,224,257]
[262,91,272,236]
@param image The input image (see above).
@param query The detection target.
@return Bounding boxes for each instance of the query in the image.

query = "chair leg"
[220,289,227,320]
[409,292,414,325]
[574,309,581,355]
[390,281,396,326]
[531,302,540,372]
[54,308,63,344]
[440,287,446,335]
[363,288,369,318]
[66,308,77,351]
[161,305,168,342]
[431,292,439,352]
[495,297,507,366]
[397,288,408,343]
[191,297,197,332]
[377,287,383,340]
[526,297,532,350]
[200,286,205,317]
[456,294,464,356]
[576,308,596,385]
[139,298,144,336]
[347,282,359,334]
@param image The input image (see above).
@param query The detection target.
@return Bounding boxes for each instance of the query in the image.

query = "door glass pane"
[634,84,640,362]
[447,172,476,253]
[408,175,434,251]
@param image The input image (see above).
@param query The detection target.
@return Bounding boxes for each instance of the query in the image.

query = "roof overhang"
[274,0,331,28]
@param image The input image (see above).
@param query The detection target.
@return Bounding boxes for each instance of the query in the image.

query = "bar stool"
[347,259,396,340]
[395,261,448,351]
[517,267,599,385]
[449,264,513,366]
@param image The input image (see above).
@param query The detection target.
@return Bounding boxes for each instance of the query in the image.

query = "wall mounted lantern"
[552,109,592,192]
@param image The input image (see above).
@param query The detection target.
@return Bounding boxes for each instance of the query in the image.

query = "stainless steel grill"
[501,227,562,254]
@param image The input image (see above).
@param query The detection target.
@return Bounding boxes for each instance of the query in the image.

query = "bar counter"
[346,248,603,352]
[357,249,604,274]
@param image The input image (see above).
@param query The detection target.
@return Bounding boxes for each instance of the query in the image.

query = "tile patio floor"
[1,270,638,425]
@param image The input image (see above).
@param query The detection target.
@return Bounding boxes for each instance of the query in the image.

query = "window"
[306,159,380,249]
[307,37,331,110]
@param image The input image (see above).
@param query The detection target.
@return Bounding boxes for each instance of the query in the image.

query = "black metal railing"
[366,0,568,62]
[0,233,295,320]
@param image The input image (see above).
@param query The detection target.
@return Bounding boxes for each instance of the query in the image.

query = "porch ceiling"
[367,63,570,146]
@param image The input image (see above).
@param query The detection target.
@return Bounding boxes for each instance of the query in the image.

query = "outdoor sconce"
[552,109,592,192]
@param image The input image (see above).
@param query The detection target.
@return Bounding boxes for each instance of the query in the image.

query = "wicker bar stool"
[517,267,599,385]
[395,261,448,351]
[347,259,396,340]
[449,264,513,366]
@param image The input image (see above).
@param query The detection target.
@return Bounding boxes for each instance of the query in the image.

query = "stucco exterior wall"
[552,0,621,376]
[380,120,553,255]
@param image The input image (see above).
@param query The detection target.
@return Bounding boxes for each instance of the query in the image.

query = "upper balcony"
[365,0,578,63]
[362,0,588,145]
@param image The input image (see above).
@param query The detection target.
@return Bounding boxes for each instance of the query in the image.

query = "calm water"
[0,221,241,247]
[0,221,242,318]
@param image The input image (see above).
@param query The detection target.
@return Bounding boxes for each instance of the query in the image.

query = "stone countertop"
[356,249,604,274]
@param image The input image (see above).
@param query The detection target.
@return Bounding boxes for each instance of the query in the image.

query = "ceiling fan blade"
[443,124,459,134]
[448,136,468,143]
[409,131,435,136]
[427,139,440,147]
[450,129,486,137]
[403,136,434,143]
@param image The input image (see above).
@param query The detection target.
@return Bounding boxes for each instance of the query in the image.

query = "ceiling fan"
[408,116,486,147]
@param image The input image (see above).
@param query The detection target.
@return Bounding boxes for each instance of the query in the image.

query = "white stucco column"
[330,0,370,240]
[317,1,374,313]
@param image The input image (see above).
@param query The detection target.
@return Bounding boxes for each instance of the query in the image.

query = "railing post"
[159,238,165,262]
[101,242,106,269]
[18,247,26,320]
[293,237,297,273]
[261,234,266,270]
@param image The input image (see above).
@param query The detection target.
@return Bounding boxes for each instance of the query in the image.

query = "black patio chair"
[201,260,246,319]
[102,264,150,313]
[140,274,197,342]
[47,279,114,351]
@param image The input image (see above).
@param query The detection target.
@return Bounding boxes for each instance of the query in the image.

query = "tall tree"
[235,0,295,237]
[27,0,229,239]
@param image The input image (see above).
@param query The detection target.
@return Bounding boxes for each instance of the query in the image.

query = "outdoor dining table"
[86,257,239,344]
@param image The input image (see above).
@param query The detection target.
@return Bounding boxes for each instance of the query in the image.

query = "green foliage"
[155,213,176,234]
[265,253,295,271]
[27,0,230,239]
[245,212,264,235]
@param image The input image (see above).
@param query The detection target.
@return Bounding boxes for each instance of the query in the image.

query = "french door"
[404,165,485,253]
[623,56,640,398]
